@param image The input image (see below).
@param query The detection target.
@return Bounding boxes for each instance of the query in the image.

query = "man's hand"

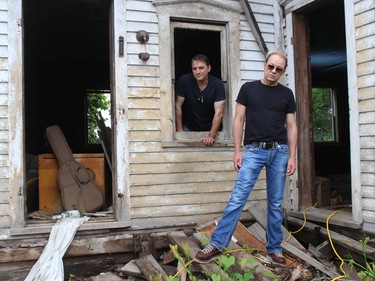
[286,158,296,176]
[201,135,216,146]
[233,150,242,171]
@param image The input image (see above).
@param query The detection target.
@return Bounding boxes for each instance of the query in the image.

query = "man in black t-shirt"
[175,54,225,146]
[195,51,298,267]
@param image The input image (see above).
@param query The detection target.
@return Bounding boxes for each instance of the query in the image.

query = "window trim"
[171,21,229,142]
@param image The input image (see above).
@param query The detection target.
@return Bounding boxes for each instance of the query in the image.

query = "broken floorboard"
[287,216,375,261]
[233,221,300,267]
[248,223,341,279]
[135,254,169,281]
[288,207,362,229]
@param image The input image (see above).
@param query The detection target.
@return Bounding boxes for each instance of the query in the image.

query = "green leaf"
[216,255,235,272]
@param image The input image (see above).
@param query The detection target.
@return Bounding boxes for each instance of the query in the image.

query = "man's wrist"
[208,132,216,138]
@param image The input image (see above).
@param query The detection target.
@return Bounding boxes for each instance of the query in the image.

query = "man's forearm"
[232,120,243,152]
[209,113,223,137]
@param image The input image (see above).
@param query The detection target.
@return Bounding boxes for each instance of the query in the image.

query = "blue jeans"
[210,143,289,254]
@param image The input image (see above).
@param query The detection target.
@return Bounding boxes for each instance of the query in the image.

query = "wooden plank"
[249,223,340,278]
[287,208,363,229]
[247,201,307,252]
[134,254,168,281]
[292,12,315,208]
[308,243,333,265]
[118,260,145,278]
[287,216,375,261]
[0,233,134,263]
[233,222,298,267]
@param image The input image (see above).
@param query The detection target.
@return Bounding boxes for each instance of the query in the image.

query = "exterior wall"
[0,0,371,238]
[354,0,375,232]
[0,0,287,236]
[126,0,277,228]
[0,0,9,236]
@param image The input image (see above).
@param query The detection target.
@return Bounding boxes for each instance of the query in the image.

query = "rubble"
[4,202,374,280]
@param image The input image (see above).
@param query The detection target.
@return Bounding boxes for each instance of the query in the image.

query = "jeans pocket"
[277,144,289,154]
[246,144,260,152]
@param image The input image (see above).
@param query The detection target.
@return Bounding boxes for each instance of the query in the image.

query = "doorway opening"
[23,0,113,217]
[296,0,351,208]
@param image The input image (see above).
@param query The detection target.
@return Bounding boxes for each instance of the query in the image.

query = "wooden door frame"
[292,13,315,209]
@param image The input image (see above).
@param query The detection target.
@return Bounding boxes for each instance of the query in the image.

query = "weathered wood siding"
[126,0,276,227]
[355,0,375,231]
[0,0,9,235]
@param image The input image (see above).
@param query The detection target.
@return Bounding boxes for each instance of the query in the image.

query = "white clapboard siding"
[0,0,9,233]
[239,1,275,82]
[122,0,275,226]
[355,0,375,229]
[130,180,266,196]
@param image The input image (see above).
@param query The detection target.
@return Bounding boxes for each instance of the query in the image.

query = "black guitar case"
[45,125,104,213]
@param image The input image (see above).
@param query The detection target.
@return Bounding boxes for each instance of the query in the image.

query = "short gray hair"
[266,51,288,68]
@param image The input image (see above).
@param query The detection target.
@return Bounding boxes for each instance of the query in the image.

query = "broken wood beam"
[249,223,341,278]
[134,254,168,281]
[287,216,375,261]
[288,208,362,229]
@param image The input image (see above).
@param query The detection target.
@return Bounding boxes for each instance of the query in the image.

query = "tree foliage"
[87,92,111,144]
[312,88,334,142]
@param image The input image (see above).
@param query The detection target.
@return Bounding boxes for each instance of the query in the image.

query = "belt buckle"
[263,142,274,149]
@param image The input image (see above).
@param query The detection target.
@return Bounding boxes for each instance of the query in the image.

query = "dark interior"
[23,0,112,214]
[307,0,351,204]
[24,0,111,155]
[174,28,222,81]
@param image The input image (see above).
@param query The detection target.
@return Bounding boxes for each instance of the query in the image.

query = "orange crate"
[38,153,105,214]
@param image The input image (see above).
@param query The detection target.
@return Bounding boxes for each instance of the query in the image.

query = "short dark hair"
[191,54,210,66]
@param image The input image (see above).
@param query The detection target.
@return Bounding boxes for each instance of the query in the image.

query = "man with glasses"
[175,54,226,146]
[195,51,297,266]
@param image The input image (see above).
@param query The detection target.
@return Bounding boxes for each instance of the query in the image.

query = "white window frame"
[154,1,242,147]
[171,21,229,142]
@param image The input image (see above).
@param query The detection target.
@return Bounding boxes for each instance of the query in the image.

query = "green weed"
[345,236,375,281]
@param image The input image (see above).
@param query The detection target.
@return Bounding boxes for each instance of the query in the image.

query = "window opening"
[312,88,337,142]
[172,22,229,141]
[86,90,111,145]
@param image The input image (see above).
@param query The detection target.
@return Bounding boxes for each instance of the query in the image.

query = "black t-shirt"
[176,73,225,131]
[236,80,296,145]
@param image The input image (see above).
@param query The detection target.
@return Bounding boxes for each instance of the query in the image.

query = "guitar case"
[45,125,104,213]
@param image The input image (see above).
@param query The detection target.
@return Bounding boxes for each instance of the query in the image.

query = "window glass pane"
[312,88,335,142]
[86,90,111,145]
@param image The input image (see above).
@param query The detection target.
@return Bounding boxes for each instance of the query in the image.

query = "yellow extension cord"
[286,204,347,281]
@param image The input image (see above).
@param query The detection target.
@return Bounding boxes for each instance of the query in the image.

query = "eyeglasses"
[266,64,284,74]
[198,96,204,103]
